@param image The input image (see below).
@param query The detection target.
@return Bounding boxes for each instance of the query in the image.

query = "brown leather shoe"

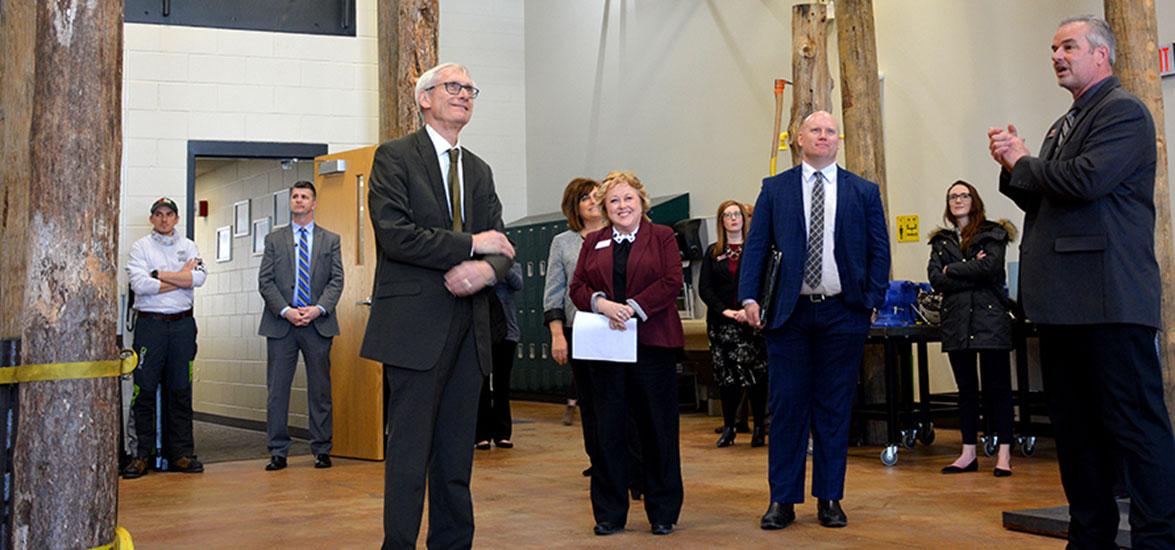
[122,457,149,479]
[170,455,204,474]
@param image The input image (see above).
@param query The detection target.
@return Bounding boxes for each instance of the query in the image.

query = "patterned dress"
[700,243,768,387]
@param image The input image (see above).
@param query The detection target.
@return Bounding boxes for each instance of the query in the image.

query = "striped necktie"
[294,227,312,307]
[804,171,826,289]
[1056,108,1077,149]
[449,148,462,232]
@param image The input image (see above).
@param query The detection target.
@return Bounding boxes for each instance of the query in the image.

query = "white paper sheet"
[571,312,638,363]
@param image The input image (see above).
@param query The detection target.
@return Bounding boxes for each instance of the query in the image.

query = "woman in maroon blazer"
[569,171,684,537]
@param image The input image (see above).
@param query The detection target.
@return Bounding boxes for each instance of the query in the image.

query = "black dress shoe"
[994,467,1013,477]
[817,499,847,528]
[265,455,287,471]
[650,523,673,535]
[475,441,491,450]
[716,427,736,448]
[760,502,795,530]
[751,425,766,448]
[314,454,332,469]
[940,458,979,474]
[582,467,592,477]
[593,522,623,536]
[494,439,514,449]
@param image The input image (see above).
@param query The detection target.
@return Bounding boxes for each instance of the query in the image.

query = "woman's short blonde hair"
[594,171,652,224]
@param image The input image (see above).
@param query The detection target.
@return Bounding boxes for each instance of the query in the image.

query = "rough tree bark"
[0,1,123,548]
[789,3,834,167]
[1103,0,1175,430]
[836,0,888,213]
[378,0,439,142]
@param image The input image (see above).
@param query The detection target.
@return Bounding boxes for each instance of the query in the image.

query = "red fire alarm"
[198,200,209,218]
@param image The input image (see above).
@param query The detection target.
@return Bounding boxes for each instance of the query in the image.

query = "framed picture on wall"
[273,189,291,228]
[233,200,251,237]
[216,226,232,263]
[252,217,270,256]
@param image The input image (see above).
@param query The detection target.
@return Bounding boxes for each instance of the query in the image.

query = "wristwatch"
[150,269,159,279]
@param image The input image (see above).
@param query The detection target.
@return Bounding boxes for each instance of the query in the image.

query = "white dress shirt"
[800,162,842,296]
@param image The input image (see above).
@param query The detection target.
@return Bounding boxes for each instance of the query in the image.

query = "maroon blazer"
[569,220,685,349]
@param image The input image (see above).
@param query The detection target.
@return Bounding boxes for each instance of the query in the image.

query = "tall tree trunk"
[378,0,439,142]
[0,1,123,548]
[789,3,834,167]
[1104,0,1175,430]
[836,0,888,214]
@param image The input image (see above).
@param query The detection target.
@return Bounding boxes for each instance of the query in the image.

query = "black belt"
[802,294,840,303]
[137,309,193,321]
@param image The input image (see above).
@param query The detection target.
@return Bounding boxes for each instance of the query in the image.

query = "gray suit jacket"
[258,224,345,339]
[360,128,512,374]
[999,76,1160,328]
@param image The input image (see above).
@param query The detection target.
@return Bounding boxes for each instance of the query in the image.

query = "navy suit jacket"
[739,165,891,331]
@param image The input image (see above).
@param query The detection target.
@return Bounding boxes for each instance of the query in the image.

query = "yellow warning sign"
[896,215,920,243]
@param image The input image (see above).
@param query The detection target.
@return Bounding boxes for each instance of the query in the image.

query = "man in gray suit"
[989,15,1175,548]
[258,180,344,471]
[361,63,514,549]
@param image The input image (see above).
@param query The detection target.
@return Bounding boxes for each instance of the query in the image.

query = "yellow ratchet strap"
[0,350,137,385]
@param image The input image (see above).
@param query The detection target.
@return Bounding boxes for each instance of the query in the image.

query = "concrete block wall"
[120,1,526,425]
[192,160,314,426]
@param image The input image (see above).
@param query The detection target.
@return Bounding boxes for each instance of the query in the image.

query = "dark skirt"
[707,322,767,387]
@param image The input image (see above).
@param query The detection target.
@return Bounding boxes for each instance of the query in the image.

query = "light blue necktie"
[294,228,311,307]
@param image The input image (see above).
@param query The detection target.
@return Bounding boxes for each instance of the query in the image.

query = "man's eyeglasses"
[428,81,480,99]
[948,193,972,202]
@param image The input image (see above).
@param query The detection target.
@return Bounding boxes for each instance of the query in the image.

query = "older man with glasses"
[361,62,515,549]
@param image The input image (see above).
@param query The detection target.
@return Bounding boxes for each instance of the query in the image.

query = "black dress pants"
[946,349,1013,445]
[476,340,517,442]
[1039,324,1175,549]
[587,346,682,527]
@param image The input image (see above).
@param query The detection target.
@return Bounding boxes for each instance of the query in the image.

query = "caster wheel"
[901,429,917,449]
[982,436,998,457]
[918,424,936,446]
[881,445,899,467]
[1020,436,1037,457]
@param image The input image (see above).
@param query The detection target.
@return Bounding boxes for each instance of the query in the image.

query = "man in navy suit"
[739,111,890,530]
[989,16,1175,547]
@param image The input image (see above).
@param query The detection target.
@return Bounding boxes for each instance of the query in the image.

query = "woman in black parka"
[928,180,1016,477]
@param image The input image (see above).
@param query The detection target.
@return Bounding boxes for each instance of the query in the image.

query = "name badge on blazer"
[595,240,611,250]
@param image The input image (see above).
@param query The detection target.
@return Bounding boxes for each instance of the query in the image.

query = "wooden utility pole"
[377,0,439,143]
[836,0,888,213]
[789,3,834,167]
[0,1,123,547]
[1104,1,1175,428]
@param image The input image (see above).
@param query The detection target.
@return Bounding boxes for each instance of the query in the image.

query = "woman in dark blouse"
[699,200,768,448]
[569,171,684,537]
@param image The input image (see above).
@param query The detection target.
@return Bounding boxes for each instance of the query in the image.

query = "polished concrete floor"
[118,402,1066,548]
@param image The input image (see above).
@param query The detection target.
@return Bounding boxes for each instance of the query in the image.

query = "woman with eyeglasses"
[698,200,768,448]
[928,180,1016,477]
[543,178,606,471]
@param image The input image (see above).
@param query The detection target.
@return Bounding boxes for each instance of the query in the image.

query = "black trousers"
[565,327,600,467]
[720,383,767,430]
[382,303,482,550]
[1039,324,1175,549]
[476,340,517,442]
[946,349,1013,445]
[130,315,197,460]
[587,346,682,527]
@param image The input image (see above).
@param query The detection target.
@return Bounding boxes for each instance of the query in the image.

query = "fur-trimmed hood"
[928,218,1017,244]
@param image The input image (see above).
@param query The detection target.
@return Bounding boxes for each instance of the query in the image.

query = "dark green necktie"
[448,147,462,232]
